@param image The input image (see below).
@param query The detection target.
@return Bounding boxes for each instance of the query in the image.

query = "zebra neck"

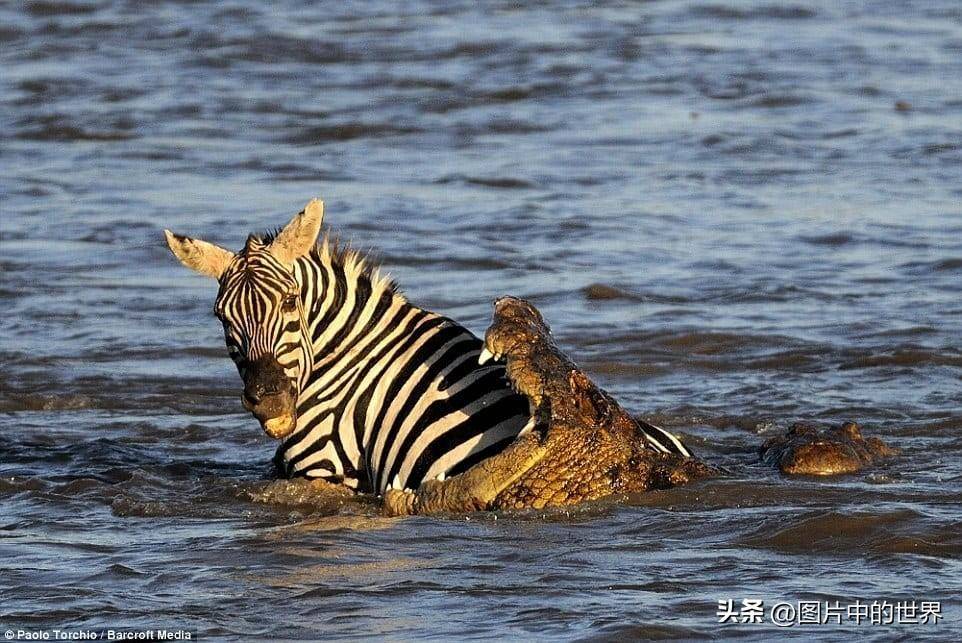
[283,246,441,483]
[299,291,427,410]
[291,240,408,401]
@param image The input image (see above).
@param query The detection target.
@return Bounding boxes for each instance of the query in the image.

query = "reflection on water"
[1,0,961,638]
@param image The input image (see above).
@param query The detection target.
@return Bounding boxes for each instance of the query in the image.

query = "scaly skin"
[759,421,898,475]
[383,297,713,515]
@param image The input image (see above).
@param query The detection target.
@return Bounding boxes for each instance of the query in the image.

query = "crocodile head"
[480,296,553,406]
[760,421,898,475]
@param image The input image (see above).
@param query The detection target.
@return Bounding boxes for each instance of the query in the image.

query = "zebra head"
[164,200,324,439]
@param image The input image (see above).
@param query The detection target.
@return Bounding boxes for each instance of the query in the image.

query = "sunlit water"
[2,0,961,639]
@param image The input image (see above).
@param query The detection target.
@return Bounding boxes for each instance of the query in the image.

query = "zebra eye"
[281,295,298,313]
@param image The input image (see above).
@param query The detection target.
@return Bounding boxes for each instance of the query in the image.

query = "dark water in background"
[2,0,961,639]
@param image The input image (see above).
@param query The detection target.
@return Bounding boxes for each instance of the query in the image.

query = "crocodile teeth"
[392,474,401,490]
[478,347,496,365]
[436,471,446,482]
[518,416,537,436]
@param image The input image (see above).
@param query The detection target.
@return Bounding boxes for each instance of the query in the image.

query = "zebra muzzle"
[244,390,297,439]
[242,356,297,439]
[261,414,296,439]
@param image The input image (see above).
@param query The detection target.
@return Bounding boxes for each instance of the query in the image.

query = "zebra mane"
[256,229,401,296]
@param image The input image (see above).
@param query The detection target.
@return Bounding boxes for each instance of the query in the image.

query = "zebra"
[164,199,692,494]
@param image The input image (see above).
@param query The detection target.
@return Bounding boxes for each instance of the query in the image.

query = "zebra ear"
[268,199,324,266]
[164,230,235,279]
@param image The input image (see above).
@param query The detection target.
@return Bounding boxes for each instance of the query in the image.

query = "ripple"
[747,93,817,108]
[15,114,137,142]
[738,509,940,556]
[900,258,962,274]
[839,349,962,370]
[281,122,423,144]
[799,232,854,246]
[0,393,95,412]
[692,5,817,20]
[434,174,537,190]
[25,1,101,16]
[582,283,642,302]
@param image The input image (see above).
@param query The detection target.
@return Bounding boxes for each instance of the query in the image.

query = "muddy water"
[2,0,961,639]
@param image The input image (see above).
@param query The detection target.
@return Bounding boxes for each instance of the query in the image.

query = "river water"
[2,0,961,640]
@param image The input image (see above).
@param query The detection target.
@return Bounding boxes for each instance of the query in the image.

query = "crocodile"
[760,421,898,476]
[382,297,715,515]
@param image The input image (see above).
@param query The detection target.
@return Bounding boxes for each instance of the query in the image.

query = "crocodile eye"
[281,295,298,313]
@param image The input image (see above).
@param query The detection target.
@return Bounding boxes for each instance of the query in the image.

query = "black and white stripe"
[636,419,692,456]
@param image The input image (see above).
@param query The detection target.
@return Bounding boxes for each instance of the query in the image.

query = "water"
[2,0,961,639]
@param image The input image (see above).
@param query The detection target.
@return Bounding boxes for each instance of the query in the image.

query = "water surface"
[2,0,961,639]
